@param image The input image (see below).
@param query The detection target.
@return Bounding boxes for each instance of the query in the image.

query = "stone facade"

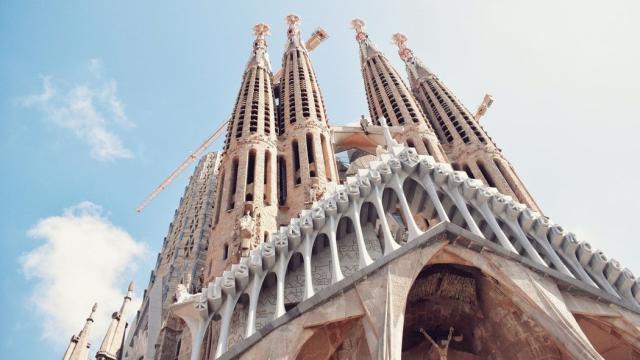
[121,152,221,360]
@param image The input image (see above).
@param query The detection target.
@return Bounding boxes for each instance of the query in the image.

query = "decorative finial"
[285,14,301,40]
[286,14,300,27]
[351,18,367,41]
[252,23,270,50]
[253,23,270,37]
[392,33,414,63]
[88,302,98,320]
[128,281,135,292]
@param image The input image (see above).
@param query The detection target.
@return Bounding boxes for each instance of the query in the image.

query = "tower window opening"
[293,140,301,185]
[227,158,239,210]
[264,150,272,205]
[278,155,288,206]
[223,243,229,260]
[246,150,256,202]
[477,161,496,188]
[213,170,225,226]
[306,133,316,178]
[463,164,475,179]
[406,138,415,149]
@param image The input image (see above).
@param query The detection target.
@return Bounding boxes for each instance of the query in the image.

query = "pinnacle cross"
[392,32,414,63]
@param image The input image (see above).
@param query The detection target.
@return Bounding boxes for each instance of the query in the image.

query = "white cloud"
[19,60,134,161]
[20,201,146,348]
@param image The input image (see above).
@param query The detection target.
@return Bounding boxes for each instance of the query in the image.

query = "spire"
[223,22,276,151]
[96,283,134,360]
[351,18,382,61]
[391,33,435,89]
[63,303,97,360]
[276,13,338,217]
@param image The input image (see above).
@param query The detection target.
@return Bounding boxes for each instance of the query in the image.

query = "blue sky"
[2,0,640,358]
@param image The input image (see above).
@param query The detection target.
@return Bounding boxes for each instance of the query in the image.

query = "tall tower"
[351,19,448,163]
[392,33,541,211]
[96,283,134,360]
[122,152,220,360]
[276,14,339,221]
[206,24,279,280]
[62,303,97,360]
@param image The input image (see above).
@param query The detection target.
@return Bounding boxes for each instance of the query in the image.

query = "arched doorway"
[402,264,563,359]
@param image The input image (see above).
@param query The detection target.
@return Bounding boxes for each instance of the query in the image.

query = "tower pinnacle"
[96,283,135,359]
[63,303,97,360]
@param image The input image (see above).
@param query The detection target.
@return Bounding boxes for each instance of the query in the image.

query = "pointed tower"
[95,282,134,360]
[63,303,97,360]
[351,19,447,162]
[392,33,541,211]
[275,14,339,220]
[205,23,279,280]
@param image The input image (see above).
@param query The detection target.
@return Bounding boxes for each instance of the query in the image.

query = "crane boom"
[135,118,229,213]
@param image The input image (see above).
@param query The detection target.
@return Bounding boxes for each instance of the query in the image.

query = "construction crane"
[136,28,329,213]
[473,94,494,121]
[135,118,229,213]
